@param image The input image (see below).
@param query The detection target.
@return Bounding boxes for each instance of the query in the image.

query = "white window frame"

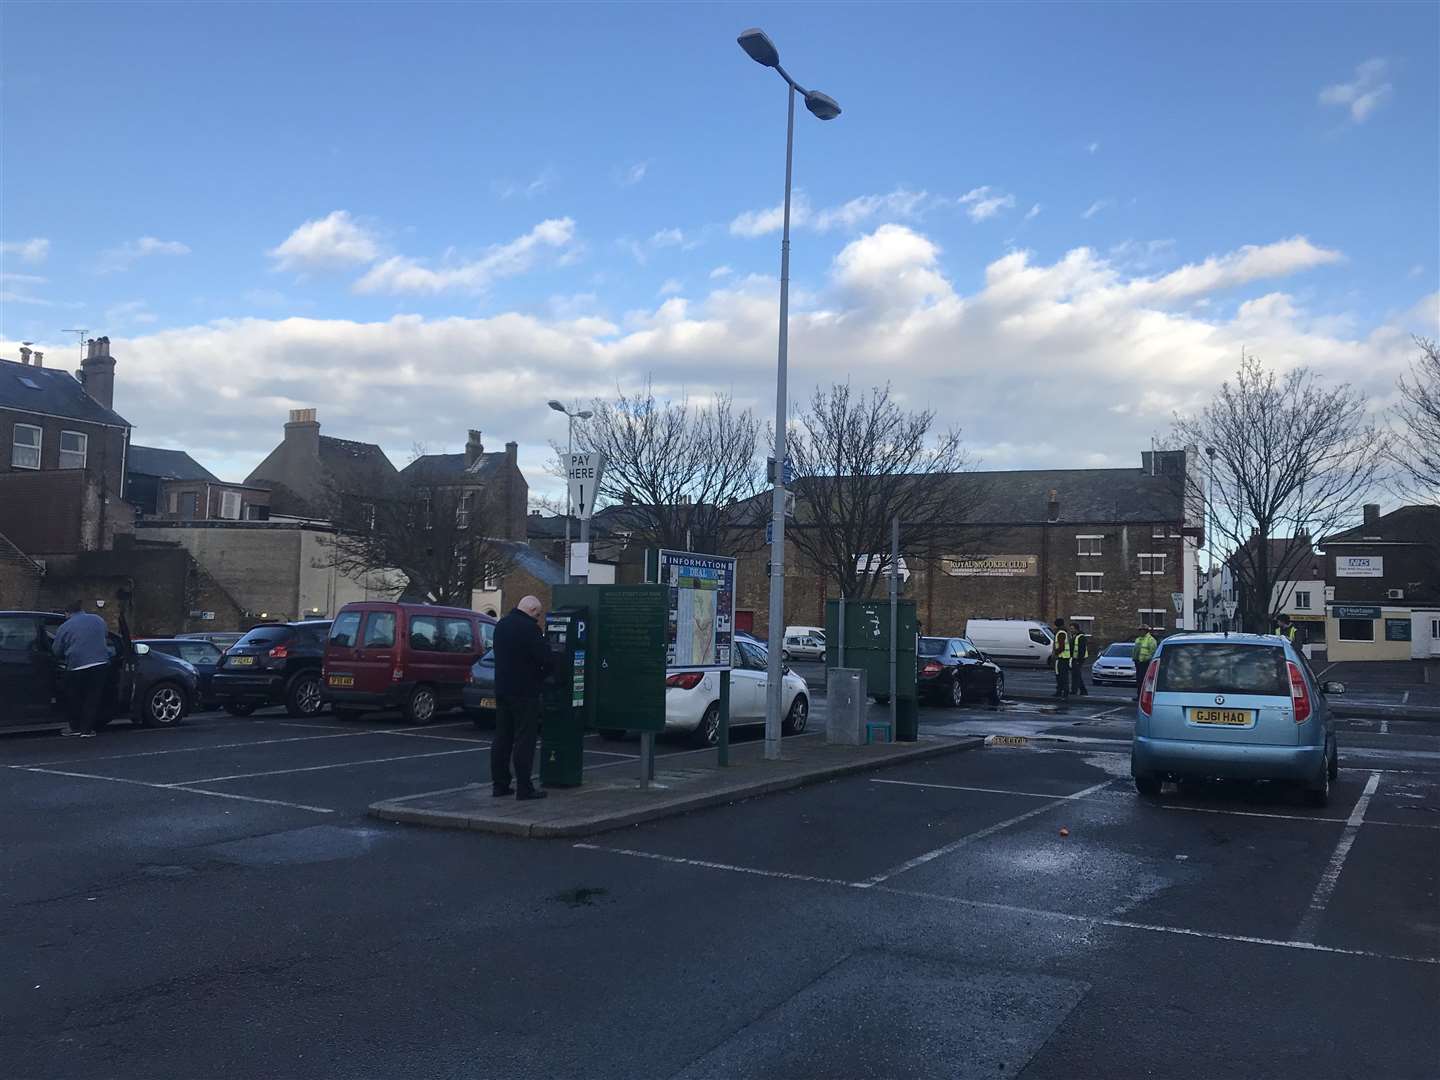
[58,429,88,470]
[1294,590,1311,611]
[1069,615,1095,635]
[1076,535,1102,556]
[220,490,242,520]
[1076,572,1104,594]
[1337,618,1375,643]
[11,423,41,469]
[1139,608,1167,630]
[1431,618,1440,640]
[168,491,180,514]
[1139,553,1167,576]
[1152,525,1167,539]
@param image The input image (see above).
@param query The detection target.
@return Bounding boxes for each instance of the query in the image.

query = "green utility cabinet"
[539,605,589,787]
[824,598,919,741]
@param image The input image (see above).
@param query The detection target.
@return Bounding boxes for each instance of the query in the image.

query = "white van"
[781,627,826,662]
[964,619,1054,668]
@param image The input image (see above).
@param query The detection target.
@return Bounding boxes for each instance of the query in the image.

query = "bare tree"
[782,383,979,599]
[325,483,514,607]
[1390,336,1440,505]
[1174,353,1385,633]
[565,381,762,554]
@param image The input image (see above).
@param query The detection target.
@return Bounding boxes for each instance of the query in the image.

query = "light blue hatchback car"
[1131,633,1344,806]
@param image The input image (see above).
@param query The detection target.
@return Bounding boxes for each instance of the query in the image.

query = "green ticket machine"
[825,598,919,741]
[539,605,590,787]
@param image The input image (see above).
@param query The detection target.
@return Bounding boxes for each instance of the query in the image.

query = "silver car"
[1131,633,1342,806]
[780,631,826,662]
[1091,641,1137,684]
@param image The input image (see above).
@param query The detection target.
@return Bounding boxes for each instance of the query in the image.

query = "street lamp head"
[804,90,841,120]
[547,400,566,413]
[737,28,780,68]
[575,410,593,420]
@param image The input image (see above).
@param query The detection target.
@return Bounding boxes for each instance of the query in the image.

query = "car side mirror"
[133,642,151,656]
[1322,681,1345,695]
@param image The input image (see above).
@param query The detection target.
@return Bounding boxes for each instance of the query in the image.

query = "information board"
[594,585,668,733]
[653,550,737,671]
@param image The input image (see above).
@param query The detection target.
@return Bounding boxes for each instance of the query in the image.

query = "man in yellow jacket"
[1132,624,1158,700]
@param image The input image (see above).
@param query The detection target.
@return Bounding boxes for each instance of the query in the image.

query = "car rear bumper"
[210,673,286,704]
[1132,735,1325,781]
[460,685,497,712]
[324,685,411,709]
[1091,667,1136,682]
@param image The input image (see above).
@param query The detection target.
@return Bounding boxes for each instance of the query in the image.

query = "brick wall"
[0,536,42,608]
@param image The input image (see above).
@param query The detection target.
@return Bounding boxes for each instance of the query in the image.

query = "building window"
[456,491,473,528]
[220,490,242,520]
[1152,525,1167,539]
[1076,573,1104,593]
[1338,618,1374,642]
[58,430,88,469]
[11,424,41,469]
[1069,616,1095,637]
[1139,608,1167,630]
[1076,535,1102,556]
[1431,618,1440,641]
[1139,553,1167,575]
[1294,591,1311,610]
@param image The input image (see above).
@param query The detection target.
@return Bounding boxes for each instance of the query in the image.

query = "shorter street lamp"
[549,400,593,581]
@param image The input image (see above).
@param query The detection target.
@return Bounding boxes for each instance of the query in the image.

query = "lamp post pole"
[736,27,840,762]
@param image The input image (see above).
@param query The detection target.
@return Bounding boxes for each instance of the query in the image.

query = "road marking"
[575,843,1438,966]
[871,778,1091,800]
[856,779,1115,887]
[176,745,489,785]
[1380,719,1390,734]
[1293,770,1381,943]
[10,766,335,814]
[1091,705,1131,720]
[1160,803,1440,830]
[985,734,1030,747]
[584,731,825,770]
[1403,691,1411,705]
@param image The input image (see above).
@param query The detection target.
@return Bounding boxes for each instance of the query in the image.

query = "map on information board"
[655,549,737,671]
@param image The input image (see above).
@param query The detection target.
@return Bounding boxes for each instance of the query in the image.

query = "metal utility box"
[540,605,589,787]
[825,598,919,741]
[551,584,668,738]
[825,667,868,746]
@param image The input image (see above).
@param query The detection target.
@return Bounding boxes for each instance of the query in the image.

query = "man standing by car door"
[491,595,552,800]
[52,599,110,738]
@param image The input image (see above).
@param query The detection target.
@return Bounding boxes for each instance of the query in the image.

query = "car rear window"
[1156,643,1289,696]
[1104,643,1134,657]
[918,638,947,656]
[234,626,292,648]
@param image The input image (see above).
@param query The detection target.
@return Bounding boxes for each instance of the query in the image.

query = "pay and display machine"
[539,606,589,787]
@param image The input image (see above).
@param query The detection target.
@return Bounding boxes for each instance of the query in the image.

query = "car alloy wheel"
[949,677,965,708]
[782,695,808,735]
[292,675,323,717]
[406,686,437,725]
[693,703,721,747]
[989,674,1004,707]
[145,683,185,726]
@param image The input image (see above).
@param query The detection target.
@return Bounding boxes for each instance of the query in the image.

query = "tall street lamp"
[737,27,840,761]
[549,400,593,583]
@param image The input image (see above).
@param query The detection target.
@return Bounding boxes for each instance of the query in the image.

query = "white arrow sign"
[567,452,606,521]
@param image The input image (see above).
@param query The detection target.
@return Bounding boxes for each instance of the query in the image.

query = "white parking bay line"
[176,745,489,785]
[856,778,1116,887]
[1293,770,1381,943]
[11,766,335,814]
[572,843,853,887]
[871,778,1082,800]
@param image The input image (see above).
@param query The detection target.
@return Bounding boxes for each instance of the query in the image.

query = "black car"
[210,620,331,718]
[917,636,1005,707]
[137,638,225,709]
[461,651,496,726]
[0,610,198,730]
[176,630,245,652]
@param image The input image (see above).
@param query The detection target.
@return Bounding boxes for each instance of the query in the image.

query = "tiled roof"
[0,358,130,428]
[400,451,506,485]
[127,445,219,482]
[1325,505,1440,545]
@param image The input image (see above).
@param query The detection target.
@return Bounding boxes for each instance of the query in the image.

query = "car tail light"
[920,660,943,677]
[268,644,289,659]
[1288,661,1311,724]
[666,672,704,690]
[1138,659,1159,716]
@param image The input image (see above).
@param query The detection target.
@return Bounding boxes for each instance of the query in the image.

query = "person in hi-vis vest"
[1069,626,1090,697]
[1051,617,1071,700]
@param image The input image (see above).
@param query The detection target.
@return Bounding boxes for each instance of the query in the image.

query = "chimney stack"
[18,346,31,365]
[1363,503,1380,526]
[465,429,484,469]
[504,440,517,465]
[80,336,116,410]
[284,408,321,453]
[32,350,42,368]
[1046,488,1060,522]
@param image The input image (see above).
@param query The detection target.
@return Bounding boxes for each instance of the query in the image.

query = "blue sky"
[3,2,1437,493]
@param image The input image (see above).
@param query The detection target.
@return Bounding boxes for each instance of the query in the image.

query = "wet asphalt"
[2,696,1437,1079]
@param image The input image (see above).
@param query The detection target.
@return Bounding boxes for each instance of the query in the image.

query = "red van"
[322,602,496,723]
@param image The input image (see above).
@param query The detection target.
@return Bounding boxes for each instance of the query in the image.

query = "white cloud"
[1,238,49,263]
[492,167,556,200]
[0,272,47,285]
[1319,58,1392,123]
[658,279,683,297]
[958,186,1016,223]
[616,160,650,186]
[1024,204,1042,221]
[1082,199,1111,220]
[1087,141,1100,154]
[269,211,379,272]
[650,228,685,248]
[709,265,734,279]
[105,299,159,325]
[99,236,191,272]
[730,188,930,237]
[82,226,1432,493]
[354,218,576,294]
[1410,264,1426,279]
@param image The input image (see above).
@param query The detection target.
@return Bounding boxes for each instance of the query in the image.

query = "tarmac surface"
[3,694,1437,1079]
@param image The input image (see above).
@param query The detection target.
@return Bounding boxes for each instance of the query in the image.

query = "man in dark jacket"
[52,599,111,737]
[491,595,552,800]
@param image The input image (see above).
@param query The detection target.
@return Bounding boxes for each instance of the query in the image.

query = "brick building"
[245,408,400,520]
[0,531,42,608]
[126,445,271,522]
[400,429,528,541]
[1322,504,1440,662]
[0,340,133,556]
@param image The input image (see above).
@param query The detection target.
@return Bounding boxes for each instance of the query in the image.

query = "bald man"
[492,595,552,800]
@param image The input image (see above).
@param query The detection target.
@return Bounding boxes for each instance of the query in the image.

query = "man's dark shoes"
[515,789,548,801]
[492,786,514,797]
